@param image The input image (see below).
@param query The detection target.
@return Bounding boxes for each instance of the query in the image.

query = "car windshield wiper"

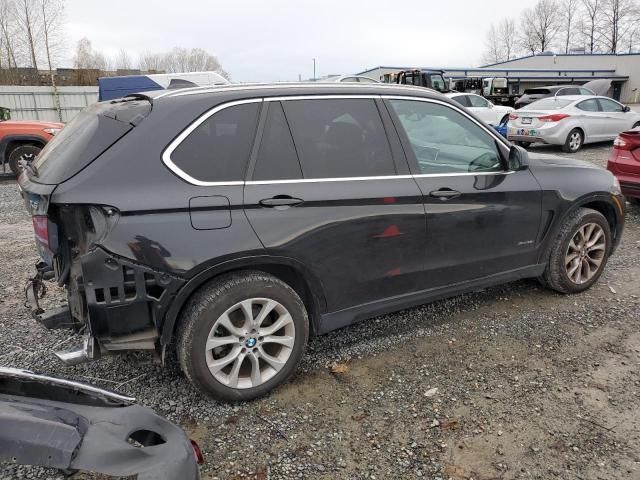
[18,159,38,177]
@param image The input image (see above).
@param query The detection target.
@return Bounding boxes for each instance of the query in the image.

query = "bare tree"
[0,0,19,70]
[74,37,107,84]
[519,10,541,54]
[560,0,581,53]
[498,18,517,60]
[599,0,640,53]
[41,0,64,120]
[483,25,504,64]
[521,0,561,53]
[15,0,42,69]
[138,51,164,71]
[114,48,133,70]
[580,0,602,52]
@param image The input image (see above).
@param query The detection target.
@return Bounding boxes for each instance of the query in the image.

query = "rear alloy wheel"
[177,272,309,401]
[562,128,583,153]
[8,144,41,175]
[542,208,611,294]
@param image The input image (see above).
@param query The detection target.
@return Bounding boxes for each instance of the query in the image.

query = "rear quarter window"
[169,102,260,182]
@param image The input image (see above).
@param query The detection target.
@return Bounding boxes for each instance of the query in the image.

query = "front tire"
[562,128,583,153]
[177,271,309,401]
[542,208,611,294]
[8,144,41,175]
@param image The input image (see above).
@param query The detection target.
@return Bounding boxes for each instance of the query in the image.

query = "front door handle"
[259,195,304,208]
[429,188,461,200]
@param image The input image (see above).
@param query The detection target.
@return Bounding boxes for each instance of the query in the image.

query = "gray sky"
[63,0,539,82]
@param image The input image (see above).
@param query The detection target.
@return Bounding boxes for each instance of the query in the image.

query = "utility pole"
[312,58,316,81]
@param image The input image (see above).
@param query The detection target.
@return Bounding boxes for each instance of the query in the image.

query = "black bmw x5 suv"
[19,83,625,401]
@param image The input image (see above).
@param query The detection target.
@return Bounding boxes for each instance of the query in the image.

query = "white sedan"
[508,95,640,153]
[446,92,514,126]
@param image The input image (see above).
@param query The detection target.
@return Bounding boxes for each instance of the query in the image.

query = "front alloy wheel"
[542,207,611,294]
[564,223,606,284]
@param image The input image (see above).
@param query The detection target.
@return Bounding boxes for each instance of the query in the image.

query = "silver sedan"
[507,95,640,153]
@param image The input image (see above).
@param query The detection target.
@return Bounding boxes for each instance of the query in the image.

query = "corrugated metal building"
[357,53,640,103]
[0,86,99,122]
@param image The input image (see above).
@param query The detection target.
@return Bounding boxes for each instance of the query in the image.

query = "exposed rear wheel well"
[171,264,319,344]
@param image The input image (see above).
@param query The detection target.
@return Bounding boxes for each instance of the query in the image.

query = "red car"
[607,129,640,204]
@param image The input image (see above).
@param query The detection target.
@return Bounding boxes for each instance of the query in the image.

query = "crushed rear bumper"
[0,367,200,479]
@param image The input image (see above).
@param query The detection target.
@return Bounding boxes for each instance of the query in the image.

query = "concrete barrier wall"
[0,86,99,123]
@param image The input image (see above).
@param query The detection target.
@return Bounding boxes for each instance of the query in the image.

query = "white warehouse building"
[357,53,640,104]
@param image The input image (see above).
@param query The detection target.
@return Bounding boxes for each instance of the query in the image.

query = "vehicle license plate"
[522,117,532,124]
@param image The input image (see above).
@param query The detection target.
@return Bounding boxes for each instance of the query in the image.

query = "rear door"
[385,97,542,288]
[575,98,605,141]
[244,97,427,313]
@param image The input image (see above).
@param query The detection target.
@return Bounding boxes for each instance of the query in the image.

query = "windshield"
[522,98,572,110]
[428,74,446,91]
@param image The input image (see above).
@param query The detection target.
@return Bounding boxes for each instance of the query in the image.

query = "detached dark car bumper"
[0,367,200,479]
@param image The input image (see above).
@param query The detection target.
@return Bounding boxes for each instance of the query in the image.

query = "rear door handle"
[429,189,461,200]
[259,195,304,208]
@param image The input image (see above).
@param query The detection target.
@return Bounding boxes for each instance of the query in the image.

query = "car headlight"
[43,127,61,135]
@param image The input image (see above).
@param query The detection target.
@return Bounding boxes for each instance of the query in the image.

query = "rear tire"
[562,128,583,153]
[177,271,309,401]
[8,144,41,175]
[542,208,611,294]
[515,141,531,148]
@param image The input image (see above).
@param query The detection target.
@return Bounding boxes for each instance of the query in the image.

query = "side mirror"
[623,105,631,112]
[508,145,529,171]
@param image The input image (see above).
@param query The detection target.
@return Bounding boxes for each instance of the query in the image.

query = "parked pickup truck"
[0,109,63,175]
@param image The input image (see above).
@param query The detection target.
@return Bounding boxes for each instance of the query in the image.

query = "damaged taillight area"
[32,215,58,259]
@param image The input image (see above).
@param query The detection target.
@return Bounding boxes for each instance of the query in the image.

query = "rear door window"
[576,99,600,112]
[252,102,302,181]
[170,102,260,182]
[282,99,395,178]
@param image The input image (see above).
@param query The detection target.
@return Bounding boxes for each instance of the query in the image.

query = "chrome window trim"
[161,98,263,186]
[162,93,513,187]
[244,170,514,185]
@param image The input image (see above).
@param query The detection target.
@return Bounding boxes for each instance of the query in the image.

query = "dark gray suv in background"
[19,83,625,401]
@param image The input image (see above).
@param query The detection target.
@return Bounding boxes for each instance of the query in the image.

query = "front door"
[385,97,542,289]
[598,98,632,138]
[244,98,427,313]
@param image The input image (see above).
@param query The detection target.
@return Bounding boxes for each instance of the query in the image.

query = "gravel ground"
[1,142,639,480]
